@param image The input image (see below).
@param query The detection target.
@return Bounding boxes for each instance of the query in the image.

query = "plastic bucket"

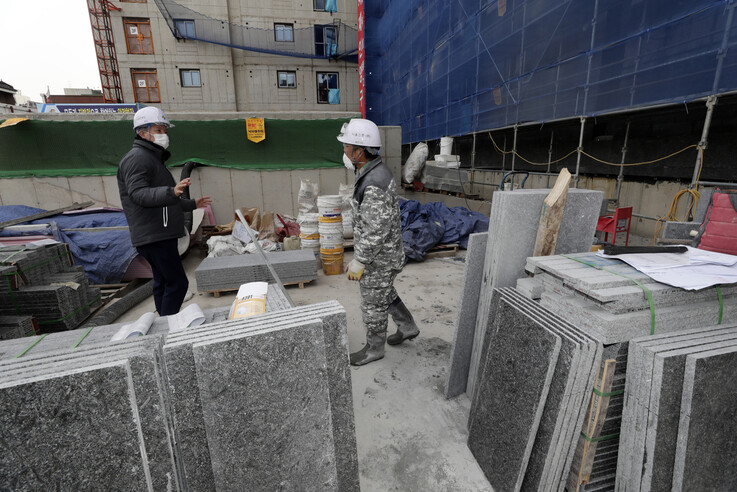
[319,218,344,247]
[320,246,344,275]
[317,195,343,218]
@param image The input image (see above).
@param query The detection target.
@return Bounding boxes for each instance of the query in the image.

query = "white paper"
[167,304,206,332]
[597,246,737,290]
[233,220,258,245]
[111,312,156,341]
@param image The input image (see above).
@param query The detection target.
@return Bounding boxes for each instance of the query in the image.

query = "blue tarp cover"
[0,206,137,284]
[399,199,489,262]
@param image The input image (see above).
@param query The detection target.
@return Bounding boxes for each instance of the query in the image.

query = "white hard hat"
[337,118,381,148]
[133,106,174,130]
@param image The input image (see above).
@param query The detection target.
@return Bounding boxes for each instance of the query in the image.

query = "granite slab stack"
[0,244,101,336]
[0,299,358,491]
[421,163,470,193]
[0,335,179,491]
[195,249,318,292]
[0,283,292,361]
[468,287,602,492]
[0,315,37,339]
[522,252,737,343]
[446,232,488,398]
[617,324,737,491]
[161,300,358,492]
[465,188,603,398]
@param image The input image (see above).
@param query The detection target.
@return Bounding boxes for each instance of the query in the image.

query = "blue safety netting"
[0,206,137,285]
[365,0,737,144]
[400,199,489,262]
[153,0,357,60]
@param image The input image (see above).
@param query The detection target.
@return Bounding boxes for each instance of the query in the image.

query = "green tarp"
[0,118,348,178]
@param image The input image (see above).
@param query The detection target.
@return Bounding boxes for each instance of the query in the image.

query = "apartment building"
[96,0,358,112]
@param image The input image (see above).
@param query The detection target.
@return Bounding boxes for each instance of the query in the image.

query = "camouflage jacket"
[351,156,405,270]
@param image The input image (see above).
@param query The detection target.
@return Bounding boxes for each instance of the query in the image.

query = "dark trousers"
[136,238,188,316]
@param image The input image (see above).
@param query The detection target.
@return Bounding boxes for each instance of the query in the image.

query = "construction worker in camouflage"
[339,118,420,366]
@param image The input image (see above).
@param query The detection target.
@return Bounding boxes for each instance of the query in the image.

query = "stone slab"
[468,293,562,491]
[193,322,339,491]
[446,232,488,398]
[467,189,602,397]
[673,346,737,491]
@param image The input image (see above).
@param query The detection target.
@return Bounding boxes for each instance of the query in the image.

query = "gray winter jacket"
[117,137,196,247]
[352,156,405,271]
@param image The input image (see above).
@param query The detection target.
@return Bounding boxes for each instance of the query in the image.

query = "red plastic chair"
[596,206,633,246]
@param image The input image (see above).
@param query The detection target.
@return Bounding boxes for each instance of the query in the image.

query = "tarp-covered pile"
[399,199,489,262]
[0,206,136,284]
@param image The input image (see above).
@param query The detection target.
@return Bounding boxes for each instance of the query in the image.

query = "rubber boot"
[349,332,386,366]
[387,297,420,345]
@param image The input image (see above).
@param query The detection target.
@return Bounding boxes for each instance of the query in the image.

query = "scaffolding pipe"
[471,132,477,170]
[691,95,718,188]
[573,116,586,188]
[616,120,631,205]
[511,125,518,172]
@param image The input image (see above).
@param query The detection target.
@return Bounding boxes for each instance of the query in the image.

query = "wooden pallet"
[425,243,460,259]
[421,187,479,200]
[206,279,313,298]
[87,279,147,319]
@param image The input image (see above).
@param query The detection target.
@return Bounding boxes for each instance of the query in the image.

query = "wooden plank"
[566,358,617,491]
[533,168,571,257]
[206,279,313,297]
[0,201,95,231]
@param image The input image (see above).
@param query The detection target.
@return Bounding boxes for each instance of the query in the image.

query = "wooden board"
[533,168,571,257]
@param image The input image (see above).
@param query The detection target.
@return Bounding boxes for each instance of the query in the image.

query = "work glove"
[346,259,365,281]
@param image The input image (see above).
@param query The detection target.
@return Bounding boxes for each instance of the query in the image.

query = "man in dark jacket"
[118,107,211,316]
[339,118,420,366]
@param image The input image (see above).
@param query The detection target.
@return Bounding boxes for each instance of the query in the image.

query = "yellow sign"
[246,118,265,143]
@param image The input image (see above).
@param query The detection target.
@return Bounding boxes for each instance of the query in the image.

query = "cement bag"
[298,179,319,219]
[403,142,429,183]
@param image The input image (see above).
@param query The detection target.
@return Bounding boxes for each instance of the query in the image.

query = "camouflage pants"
[359,267,400,335]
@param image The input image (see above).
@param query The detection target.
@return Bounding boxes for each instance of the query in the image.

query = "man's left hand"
[196,196,213,208]
[346,259,365,281]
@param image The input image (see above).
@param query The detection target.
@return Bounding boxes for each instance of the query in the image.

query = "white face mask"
[343,153,355,171]
[152,133,170,149]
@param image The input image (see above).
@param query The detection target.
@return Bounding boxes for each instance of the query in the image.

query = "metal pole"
[511,124,519,172]
[616,120,631,206]
[547,130,554,187]
[573,116,586,188]
[235,209,294,307]
[690,95,717,188]
[471,131,477,170]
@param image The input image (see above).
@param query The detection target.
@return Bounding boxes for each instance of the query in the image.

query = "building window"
[274,23,294,42]
[278,71,296,88]
[132,69,161,103]
[314,0,337,12]
[174,19,196,38]
[317,72,338,104]
[314,25,337,57]
[124,18,154,54]
[180,69,201,87]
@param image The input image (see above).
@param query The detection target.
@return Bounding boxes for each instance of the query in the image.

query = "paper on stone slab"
[110,312,156,341]
[167,304,206,332]
[229,282,268,319]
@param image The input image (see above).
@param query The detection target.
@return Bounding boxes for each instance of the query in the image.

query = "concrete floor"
[118,249,494,491]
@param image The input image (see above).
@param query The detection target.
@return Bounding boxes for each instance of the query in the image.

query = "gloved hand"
[346,259,365,281]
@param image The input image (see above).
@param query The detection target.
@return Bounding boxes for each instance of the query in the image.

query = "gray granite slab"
[467,189,602,398]
[468,293,562,491]
[672,346,737,491]
[192,322,339,491]
[446,232,488,398]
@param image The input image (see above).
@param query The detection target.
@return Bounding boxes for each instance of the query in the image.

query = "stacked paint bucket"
[299,212,320,264]
[317,195,344,275]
